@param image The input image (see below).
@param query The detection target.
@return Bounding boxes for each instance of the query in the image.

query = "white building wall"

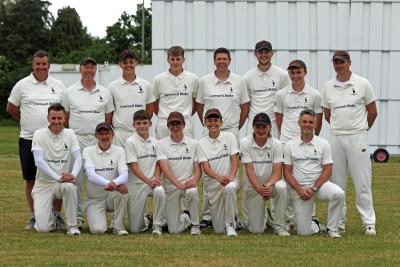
[51,0,400,154]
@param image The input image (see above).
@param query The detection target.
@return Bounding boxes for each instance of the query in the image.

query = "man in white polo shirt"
[322,50,378,236]
[156,112,201,235]
[108,50,155,147]
[125,110,166,235]
[82,122,129,235]
[240,112,289,235]
[275,60,323,228]
[7,50,66,230]
[61,56,114,226]
[284,109,344,238]
[152,46,199,139]
[243,40,290,137]
[31,104,81,236]
[197,109,240,236]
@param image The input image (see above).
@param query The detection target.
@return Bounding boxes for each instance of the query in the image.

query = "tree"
[105,4,152,63]
[50,7,91,56]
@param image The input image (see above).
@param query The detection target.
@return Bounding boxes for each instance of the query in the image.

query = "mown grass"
[0,126,399,266]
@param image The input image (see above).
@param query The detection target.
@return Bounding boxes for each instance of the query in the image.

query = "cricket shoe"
[274,227,290,236]
[67,226,81,236]
[364,226,376,236]
[190,225,201,235]
[226,223,238,237]
[152,225,162,235]
[24,217,36,230]
[55,215,67,230]
[113,228,129,236]
[199,219,213,229]
[327,229,341,238]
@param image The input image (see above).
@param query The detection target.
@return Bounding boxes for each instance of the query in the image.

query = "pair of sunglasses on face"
[168,121,183,127]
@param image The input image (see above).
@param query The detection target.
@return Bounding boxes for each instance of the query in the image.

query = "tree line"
[0,0,151,121]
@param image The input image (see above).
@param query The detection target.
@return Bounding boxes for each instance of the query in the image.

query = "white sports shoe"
[190,225,201,235]
[67,226,81,236]
[226,223,238,237]
[274,227,290,236]
[180,213,191,230]
[114,228,129,236]
[327,230,341,238]
[152,225,162,235]
[364,226,376,236]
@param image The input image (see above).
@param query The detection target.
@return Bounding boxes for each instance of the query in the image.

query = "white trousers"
[127,183,166,233]
[329,132,376,228]
[246,179,287,233]
[156,118,193,139]
[32,182,77,232]
[207,178,239,234]
[165,185,199,233]
[113,128,133,147]
[289,181,345,235]
[86,191,128,234]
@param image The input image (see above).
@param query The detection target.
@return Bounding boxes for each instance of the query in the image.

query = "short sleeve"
[274,91,284,113]
[152,77,160,99]
[125,138,138,163]
[61,91,70,112]
[8,81,23,107]
[238,79,250,105]
[105,91,114,113]
[145,80,156,104]
[197,141,208,163]
[229,133,239,155]
[191,76,199,98]
[69,130,80,152]
[196,78,206,104]
[272,140,284,163]
[364,80,376,105]
[283,143,293,165]
[321,141,334,165]
[31,130,43,152]
[313,90,323,113]
[117,148,128,172]
[239,139,252,164]
[155,142,168,160]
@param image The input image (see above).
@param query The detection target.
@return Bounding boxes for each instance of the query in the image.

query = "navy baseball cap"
[287,59,307,71]
[95,123,113,132]
[167,112,185,124]
[332,50,351,62]
[80,57,97,66]
[119,50,138,61]
[255,40,272,51]
[205,108,222,119]
[253,113,271,126]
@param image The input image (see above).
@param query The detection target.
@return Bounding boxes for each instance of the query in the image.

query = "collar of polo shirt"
[212,72,232,85]
[134,131,151,143]
[96,144,112,154]
[251,135,272,149]
[167,135,188,145]
[167,70,185,81]
[334,73,355,87]
[120,77,139,85]
[30,73,48,84]
[289,84,309,94]
[256,66,272,77]
[206,131,223,143]
[299,135,317,146]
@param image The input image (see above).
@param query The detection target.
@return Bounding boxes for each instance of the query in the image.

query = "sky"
[48,0,151,38]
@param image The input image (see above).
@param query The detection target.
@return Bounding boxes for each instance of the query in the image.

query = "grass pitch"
[0,126,399,266]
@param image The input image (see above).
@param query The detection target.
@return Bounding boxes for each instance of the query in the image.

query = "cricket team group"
[6,40,378,238]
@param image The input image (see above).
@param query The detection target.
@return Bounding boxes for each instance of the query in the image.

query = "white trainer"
[364,226,376,236]
[327,230,341,238]
[190,225,201,235]
[152,225,162,235]
[226,223,238,237]
[114,228,129,236]
[274,227,290,236]
[67,226,81,236]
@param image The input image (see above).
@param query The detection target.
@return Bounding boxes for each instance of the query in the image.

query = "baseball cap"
[253,113,271,126]
[287,59,307,70]
[255,40,272,52]
[167,111,185,124]
[205,108,222,119]
[119,50,138,61]
[332,50,351,62]
[95,122,113,133]
[80,57,97,66]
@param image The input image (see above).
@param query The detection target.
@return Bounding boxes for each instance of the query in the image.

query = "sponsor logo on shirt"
[253,87,276,93]
[209,92,234,98]
[46,159,68,164]
[163,91,189,97]
[79,109,101,114]
[208,153,229,162]
[119,104,144,108]
[293,156,320,162]
[333,104,356,110]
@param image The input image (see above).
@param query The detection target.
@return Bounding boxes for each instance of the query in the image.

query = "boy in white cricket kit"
[283,109,344,238]
[322,50,378,236]
[152,46,199,139]
[156,112,201,235]
[125,110,166,235]
[109,50,155,147]
[197,109,240,236]
[82,123,129,235]
[31,104,81,235]
[240,113,289,235]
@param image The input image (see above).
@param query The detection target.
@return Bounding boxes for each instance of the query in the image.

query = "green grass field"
[1,126,399,266]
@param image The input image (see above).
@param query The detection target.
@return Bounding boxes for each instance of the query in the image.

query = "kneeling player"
[82,123,129,235]
[125,110,166,235]
[156,112,201,235]
[197,109,240,236]
[31,104,81,235]
[240,113,289,235]
[283,109,344,238]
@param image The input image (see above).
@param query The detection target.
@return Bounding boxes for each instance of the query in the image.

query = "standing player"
[156,112,201,235]
[243,40,290,137]
[125,110,166,235]
[61,56,114,227]
[31,104,81,235]
[322,50,378,235]
[274,60,323,228]
[283,109,344,238]
[6,51,66,230]
[82,123,129,235]
[108,50,155,147]
[240,113,289,235]
[152,46,199,139]
[197,109,240,236]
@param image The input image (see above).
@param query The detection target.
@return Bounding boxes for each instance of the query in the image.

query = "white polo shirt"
[61,81,114,135]
[108,77,154,131]
[125,132,158,185]
[156,135,198,187]
[32,128,80,185]
[82,144,128,200]
[8,73,65,140]
[322,73,376,135]
[197,131,239,190]
[240,135,283,190]
[243,65,290,121]
[196,72,250,129]
[274,84,322,143]
[284,136,333,186]
[152,70,199,120]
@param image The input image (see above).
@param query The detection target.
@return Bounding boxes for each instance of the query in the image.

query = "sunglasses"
[168,121,183,127]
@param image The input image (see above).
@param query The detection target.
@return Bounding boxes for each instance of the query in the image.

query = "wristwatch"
[311,184,319,192]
